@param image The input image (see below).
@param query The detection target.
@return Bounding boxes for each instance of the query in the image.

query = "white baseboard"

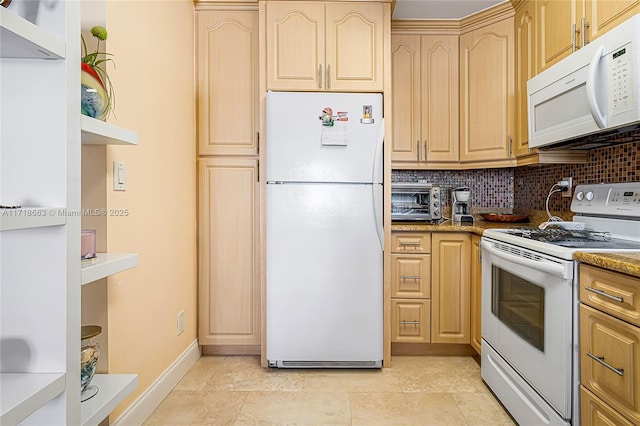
[112,339,200,426]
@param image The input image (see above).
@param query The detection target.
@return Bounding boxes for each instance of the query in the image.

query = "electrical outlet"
[177,310,184,336]
[562,177,573,198]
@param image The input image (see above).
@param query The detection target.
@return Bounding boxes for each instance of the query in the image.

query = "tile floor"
[144,355,516,425]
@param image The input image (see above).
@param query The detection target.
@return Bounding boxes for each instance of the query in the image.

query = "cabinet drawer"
[391,299,430,343]
[581,385,634,426]
[391,254,431,298]
[391,233,431,253]
[580,304,640,423]
[580,264,640,327]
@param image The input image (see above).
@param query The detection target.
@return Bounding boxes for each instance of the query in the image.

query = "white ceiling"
[392,0,507,20]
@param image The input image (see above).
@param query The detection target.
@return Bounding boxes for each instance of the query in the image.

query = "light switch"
[113,161,126,191]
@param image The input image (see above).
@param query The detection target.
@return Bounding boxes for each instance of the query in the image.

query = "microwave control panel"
[608,42,634,114]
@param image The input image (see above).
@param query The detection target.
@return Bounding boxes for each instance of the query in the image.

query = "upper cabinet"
[537,0,639,73]
[265,1,384,91]
[536,0,582,72]
[391,34,459,168]
[584,0,640,41]
[459,15,515,166]
[197,10,259,156]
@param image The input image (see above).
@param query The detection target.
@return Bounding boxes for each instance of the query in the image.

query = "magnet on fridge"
[361,105,374,124]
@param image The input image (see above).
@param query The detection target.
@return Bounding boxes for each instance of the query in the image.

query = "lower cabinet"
[432,232,471,344]
[198,157,260,347]
[470,234,482,354]
[579,264,640,425]
[390,231,472,349]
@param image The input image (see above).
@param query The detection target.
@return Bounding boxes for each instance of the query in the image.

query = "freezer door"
[266,183,383,363]
[266,91,383,184]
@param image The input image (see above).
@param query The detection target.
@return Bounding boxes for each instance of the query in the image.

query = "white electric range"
[480,182,640,426]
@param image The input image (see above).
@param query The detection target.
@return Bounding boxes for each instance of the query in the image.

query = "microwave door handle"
[586,45,607,129]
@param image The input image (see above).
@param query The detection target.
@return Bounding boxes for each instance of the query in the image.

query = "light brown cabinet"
[390,234,431,343]
[196,8,261,350]
[265,1,384,91]
[431,232,471,344]
[198,157,260,346]
[390,34,459,167]
[470,234,482,354]
[197,10,259,156]
[513,0,536,159]
[579,264,640,425]
[459,16,515,166]
[537,0,639,74]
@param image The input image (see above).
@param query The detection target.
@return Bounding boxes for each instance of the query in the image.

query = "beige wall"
[103,0,197,419]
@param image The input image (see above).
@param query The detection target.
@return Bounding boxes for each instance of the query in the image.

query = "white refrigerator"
[266,91,384,368]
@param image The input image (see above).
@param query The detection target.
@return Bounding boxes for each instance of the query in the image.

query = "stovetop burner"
[505,227,612,243]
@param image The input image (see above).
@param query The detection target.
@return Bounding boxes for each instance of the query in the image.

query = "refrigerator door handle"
[372,118,384,184]
[373,183,384,250]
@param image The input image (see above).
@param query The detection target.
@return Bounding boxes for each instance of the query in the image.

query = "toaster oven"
[391,182,441,222]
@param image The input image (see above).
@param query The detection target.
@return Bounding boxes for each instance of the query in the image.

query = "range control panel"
[571,182,640,217]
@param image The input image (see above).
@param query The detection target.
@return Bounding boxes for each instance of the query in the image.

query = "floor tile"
[143,390,247,426]
[234,391,351,425]
[302,368,402,392]
[350,391,468,425]
[453,392,516,426]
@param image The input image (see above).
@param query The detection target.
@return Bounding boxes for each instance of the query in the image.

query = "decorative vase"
[81,62,109,121]
[81,325,102,401]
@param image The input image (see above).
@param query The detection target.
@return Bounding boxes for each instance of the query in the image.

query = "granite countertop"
[574,252,640,278]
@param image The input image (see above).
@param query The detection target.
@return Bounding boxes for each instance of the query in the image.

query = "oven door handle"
[481,239,567,278]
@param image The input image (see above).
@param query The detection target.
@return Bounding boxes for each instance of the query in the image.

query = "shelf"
[81,253,139,285]
[0,207,66,231]
[0,7,64,59]
[80,374,138,426]
[0,373,66,425]
[81,116,139,146]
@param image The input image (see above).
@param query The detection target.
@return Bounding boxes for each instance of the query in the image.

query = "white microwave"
[527,14,640,149]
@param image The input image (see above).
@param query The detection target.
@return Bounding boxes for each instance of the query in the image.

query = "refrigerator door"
[266,183,383,366]
[266,91,383,184]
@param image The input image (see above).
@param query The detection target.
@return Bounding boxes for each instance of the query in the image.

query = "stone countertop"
[573,252,640,279]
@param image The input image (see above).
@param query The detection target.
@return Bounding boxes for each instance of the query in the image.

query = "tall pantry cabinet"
[196,5,261,351]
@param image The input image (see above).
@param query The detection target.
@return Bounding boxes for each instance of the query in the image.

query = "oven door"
[481,237,574,421]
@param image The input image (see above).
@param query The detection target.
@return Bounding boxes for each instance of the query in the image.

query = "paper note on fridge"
[321,120,348,146]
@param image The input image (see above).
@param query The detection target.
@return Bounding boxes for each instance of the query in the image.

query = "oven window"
[491,266,545,351]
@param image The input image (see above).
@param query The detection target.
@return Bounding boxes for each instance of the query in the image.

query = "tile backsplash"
[392,140,639,213]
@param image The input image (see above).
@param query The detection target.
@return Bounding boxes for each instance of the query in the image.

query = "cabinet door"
[198,158,260,345]
[325,3,384,91]
[266,2,325,91]
[459,17,514,163]
[537,0,581,72]
[421,35,459,163]
[470,234,482,354]
[584,0,640,42]
[391,254,431,298]
[580,304,640,424]
[197,11,259,156]
[391,299,431,343]
[431,233,470,344]
[581,386,635,426]
[391,35,421,164]
[514,1,536,158]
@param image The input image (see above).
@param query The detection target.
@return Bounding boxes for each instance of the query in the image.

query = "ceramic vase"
[81,62,108,121]
[80,325,101,401]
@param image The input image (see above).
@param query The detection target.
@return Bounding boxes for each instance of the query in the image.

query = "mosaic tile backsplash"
[393,140,639,214]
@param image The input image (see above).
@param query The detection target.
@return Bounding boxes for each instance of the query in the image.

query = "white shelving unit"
[80,374,138,426]
[0,7,65,59]
[81,116,139,146]
[0,207,66,231]
[0,373,65,425]
[1,3,139,424]
[81,252,139,285]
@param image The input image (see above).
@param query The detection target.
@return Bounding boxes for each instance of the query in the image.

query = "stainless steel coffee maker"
[451,187,474,223]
